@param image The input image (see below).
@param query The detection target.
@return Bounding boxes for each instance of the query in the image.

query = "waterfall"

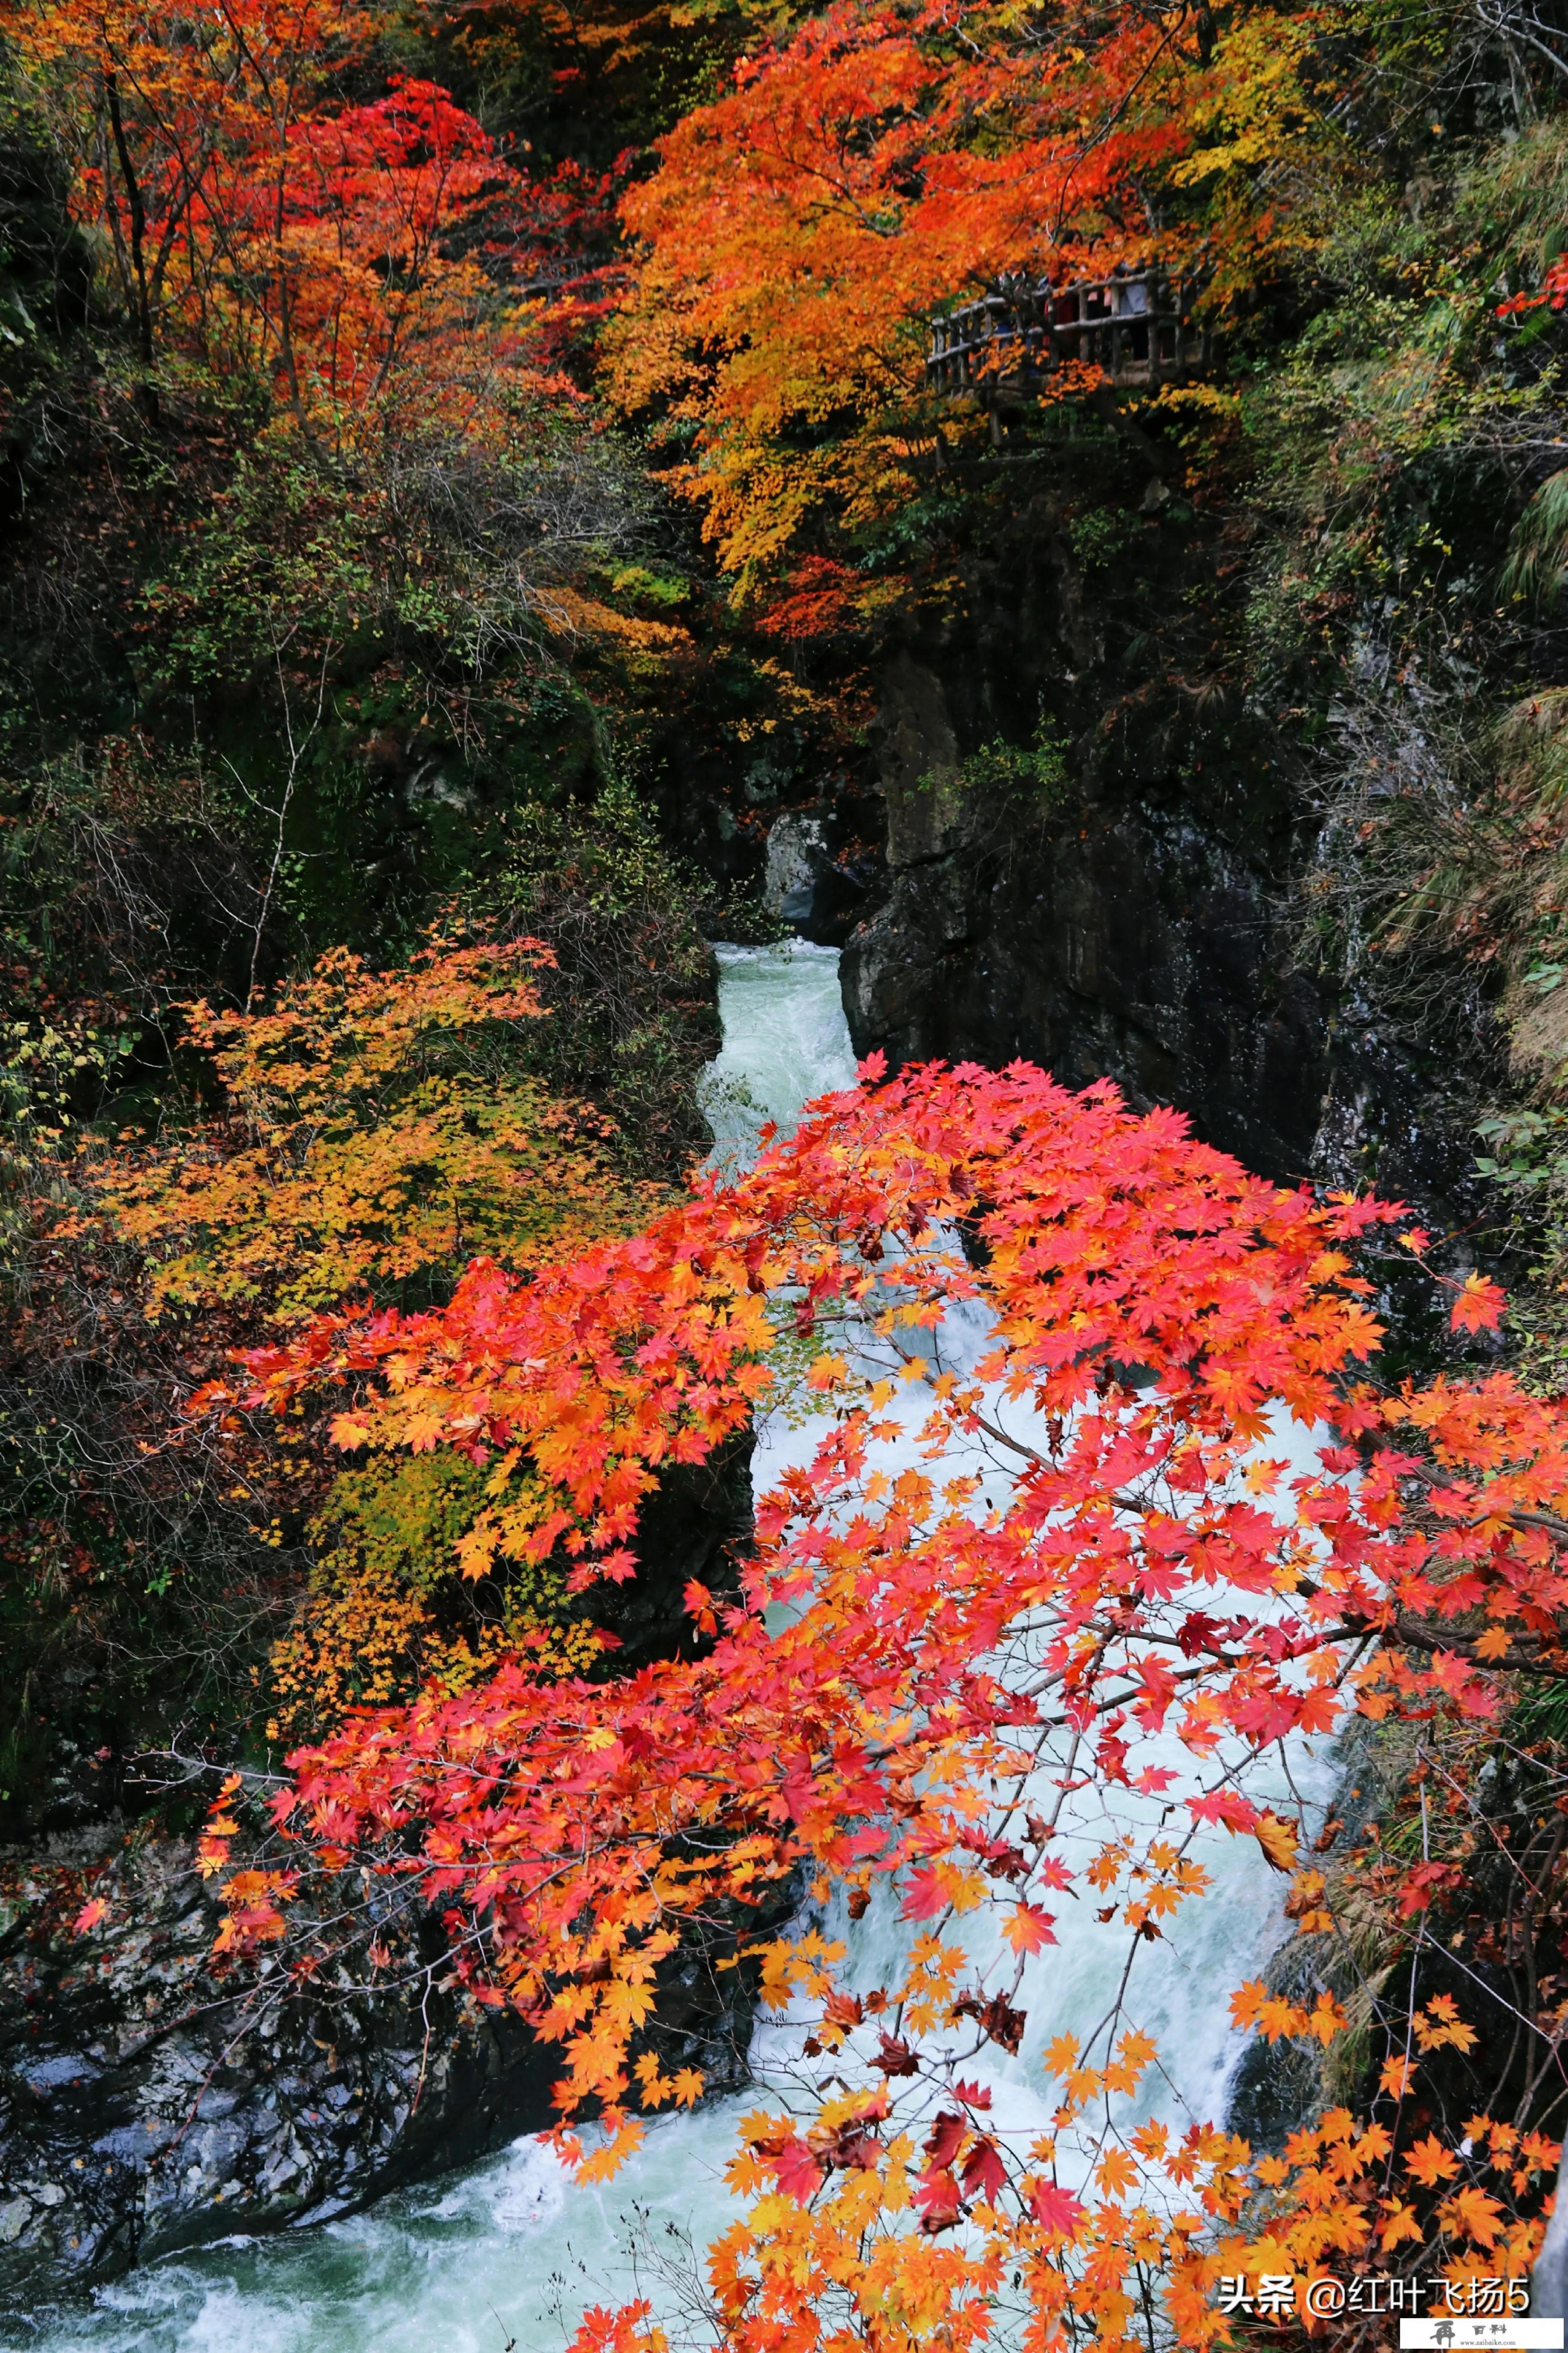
[14,943,1328,2353]
[697,941,858,1170]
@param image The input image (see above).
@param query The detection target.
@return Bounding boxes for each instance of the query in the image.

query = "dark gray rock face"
[843,775,1331,1183]
[0,1824,781,2307]
[0,1830,555,2299]
[839,474,1497,1227]
[586,1436,755,1673]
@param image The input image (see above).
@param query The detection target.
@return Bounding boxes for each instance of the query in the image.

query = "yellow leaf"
[576,2119,646,2184]
[1380,2197,1424,2250]
[1253,1812,1299,1873]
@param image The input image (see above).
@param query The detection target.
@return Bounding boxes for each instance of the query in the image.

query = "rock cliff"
[833,440,1496,1230]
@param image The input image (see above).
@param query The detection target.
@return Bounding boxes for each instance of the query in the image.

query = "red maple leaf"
[774,2137,826,2202]
[1031,2182,1087,2240]
[960,2135,1008,2206]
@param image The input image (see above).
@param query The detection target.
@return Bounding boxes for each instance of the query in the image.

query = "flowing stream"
[16,940,1332,2353]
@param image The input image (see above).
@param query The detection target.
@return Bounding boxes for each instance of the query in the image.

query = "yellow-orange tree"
[93,929,650,1326]
[202,1055,1566,2348]
[605,0,1346,600]
[65,929,653,1736]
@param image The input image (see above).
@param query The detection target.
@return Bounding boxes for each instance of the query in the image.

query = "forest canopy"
[606,0,1344,590]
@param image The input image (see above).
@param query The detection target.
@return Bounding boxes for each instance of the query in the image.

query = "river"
[16,940,1329,2353]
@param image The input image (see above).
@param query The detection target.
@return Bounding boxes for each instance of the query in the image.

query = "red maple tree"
[196,1055,1564,2346]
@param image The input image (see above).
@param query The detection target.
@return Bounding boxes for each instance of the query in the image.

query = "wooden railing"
[926,268,1208,398]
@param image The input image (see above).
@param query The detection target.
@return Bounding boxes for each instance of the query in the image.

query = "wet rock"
[765,812,829,925]
[0,1822,790,2305]
[760,809,879,946]
[839,472,1497,1230]
[0,1831,558,2299]
[0,1430,776,2304]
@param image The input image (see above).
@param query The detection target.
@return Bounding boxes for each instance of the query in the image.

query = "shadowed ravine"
[11,943,1327,2353]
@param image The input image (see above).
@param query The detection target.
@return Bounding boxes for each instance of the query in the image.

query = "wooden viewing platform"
[926,267,1209,400]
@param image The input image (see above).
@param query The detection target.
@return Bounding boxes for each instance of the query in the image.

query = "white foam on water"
[8,2118,745,2352]
[696,941,858,1171]
[12,940,1333,2352]
[741,1306,1339,2175]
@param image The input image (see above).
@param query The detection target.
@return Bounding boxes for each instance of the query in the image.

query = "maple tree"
[90,926,652,1328]
[6,0,1568,2324]
[264,1448,607,1741]
[196,1053,1568,2347]
[0,0,676,855]
[0,918,660,1787]
[0,0,561,437]
[69,925,659,1733]
[606,0,1347,598]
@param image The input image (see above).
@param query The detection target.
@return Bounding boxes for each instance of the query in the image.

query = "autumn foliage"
[198,1054,1568,2346]
[10,926,656,1760]
[9,0,1568,2335]
[607,0,1344,593]
[90,928,650,1328]
[2,0,588,439]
